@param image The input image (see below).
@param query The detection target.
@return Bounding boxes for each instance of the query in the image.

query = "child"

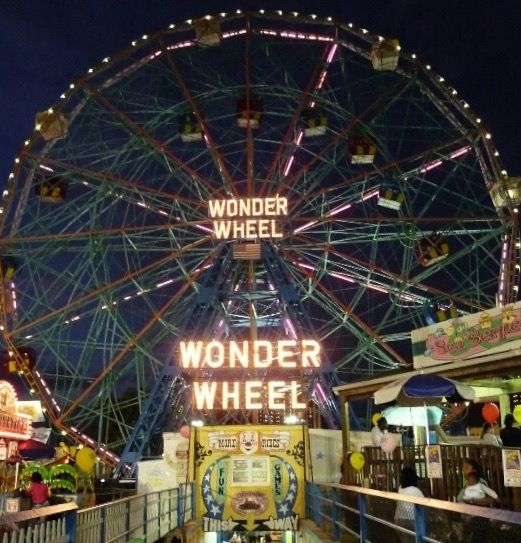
[461,471,498,505]
[25,472,50,509]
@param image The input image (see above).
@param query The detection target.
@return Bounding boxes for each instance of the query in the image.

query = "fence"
[343,443,521,511]
[307,481,521,543]
[0,483,194,543]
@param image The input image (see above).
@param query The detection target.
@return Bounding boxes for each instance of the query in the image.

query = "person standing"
[25,472,49,508]
[500,414,521,447]
[394,467,424,543]
[481,422,502,446]
[371,416,388,446]
[25,471,50,524]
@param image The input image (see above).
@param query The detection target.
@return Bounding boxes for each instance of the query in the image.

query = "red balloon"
[482,403,499,424]
[179,425,191,438]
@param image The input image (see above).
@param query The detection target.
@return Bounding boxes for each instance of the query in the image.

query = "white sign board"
[411,302,521,369]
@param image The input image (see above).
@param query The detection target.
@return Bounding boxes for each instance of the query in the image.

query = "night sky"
[1,0,519,189]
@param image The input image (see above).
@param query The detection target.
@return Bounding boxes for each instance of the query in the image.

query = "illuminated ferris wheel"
[0,11,516,463]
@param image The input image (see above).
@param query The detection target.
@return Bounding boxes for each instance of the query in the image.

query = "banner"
[425,445,442,478]
[502,449,521,487]
[194,424,309,533]
[30,427,52,444]
[411,302,521,369]
[163,432,190,486]
[17,401,45,423]
[137,459,177,493]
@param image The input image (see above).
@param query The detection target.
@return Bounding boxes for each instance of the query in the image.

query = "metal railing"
[9,480,521,543]
[0,483,194,543]
[306,482,521,542]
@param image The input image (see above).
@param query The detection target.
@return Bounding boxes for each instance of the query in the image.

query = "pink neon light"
[330,203,352,216]
[294,220,317,233]
[326,44,338,64]
[361,189,379,201]
[284,156,295,177]
[330,272,355,283]
[419,146,470,174]
[367,284,388,294]
[283,42,337,177]
[316,70,327,89]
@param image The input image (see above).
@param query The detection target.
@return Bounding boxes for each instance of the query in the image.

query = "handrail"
[0,483,194,543]
[307,481,521,542]
[0,502,78,526]
[331,483,521,524]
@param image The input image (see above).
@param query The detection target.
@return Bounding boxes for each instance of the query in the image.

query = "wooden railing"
[342,444,521,511]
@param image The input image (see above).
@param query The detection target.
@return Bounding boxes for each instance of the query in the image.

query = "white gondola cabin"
[194,18,221,47]
[371,39,400,71]
[348,135,377,164]
[179,113,204,142]
[489,177,521,207]
[423,303,457,325]
[302,109,327,137]
[236,98,263,129]
[35,176,67,203]
[35,110,68,141]
[416,234,449,267]
[377,184,404,210]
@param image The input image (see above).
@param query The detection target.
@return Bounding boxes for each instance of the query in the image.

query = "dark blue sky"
[1,0,520,188]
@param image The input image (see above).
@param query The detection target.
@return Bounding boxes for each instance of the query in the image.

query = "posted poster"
[502,449,521,487]
[163,432,190,486]
[194,424,309,533]
[425,445,442,478]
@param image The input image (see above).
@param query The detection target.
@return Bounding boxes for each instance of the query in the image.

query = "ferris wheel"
[0,11,516,463]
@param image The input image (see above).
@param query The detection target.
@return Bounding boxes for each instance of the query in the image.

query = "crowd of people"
[371,412,521,449]
[368,411,521,541]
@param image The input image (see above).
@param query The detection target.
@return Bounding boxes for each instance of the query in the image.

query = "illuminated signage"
[208,197,287,239]
[180,339,320,369]
[180,339,320,411]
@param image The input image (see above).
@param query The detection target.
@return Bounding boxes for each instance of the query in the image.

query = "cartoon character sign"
[240,430,258,455]
[194,424,308,533]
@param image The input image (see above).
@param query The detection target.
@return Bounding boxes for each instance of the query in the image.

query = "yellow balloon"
[513,405,521,424]
[76,447,96,472]
[349,451,366,471]
[372,413,382,426]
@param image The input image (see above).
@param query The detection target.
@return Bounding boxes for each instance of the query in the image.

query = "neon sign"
[208,197,287,239]
[180,339,320,411]
[180,339,320,369]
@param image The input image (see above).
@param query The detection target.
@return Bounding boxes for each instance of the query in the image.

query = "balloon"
[180,425,191,438]
[76,447,96,472]
[514,405,521,424]
[380,434,397,453]
[349,451,365,471]
[482,403,500,424]
[372,413,382,426]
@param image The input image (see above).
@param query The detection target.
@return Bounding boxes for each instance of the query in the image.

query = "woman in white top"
[481,422,502,446]
[394,467,424,543]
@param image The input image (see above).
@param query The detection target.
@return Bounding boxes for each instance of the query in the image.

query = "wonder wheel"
[0,11,515,463]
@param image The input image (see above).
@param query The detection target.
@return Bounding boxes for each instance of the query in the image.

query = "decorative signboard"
[502,449,521,487]
[180,339,320,411]
[193,424,309,533]
[0,380,32,441]
[411,302,521,369]
[208,197,287,240]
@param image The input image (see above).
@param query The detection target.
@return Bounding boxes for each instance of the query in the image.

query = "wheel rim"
[0,12,512,460]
